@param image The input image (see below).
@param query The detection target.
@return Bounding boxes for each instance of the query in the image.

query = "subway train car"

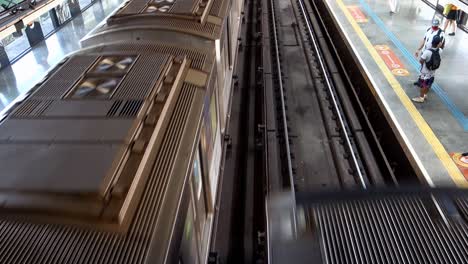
[0,0,243,262]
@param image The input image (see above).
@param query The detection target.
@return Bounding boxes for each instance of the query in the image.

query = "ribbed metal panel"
[113,54,168,99]
[456,198,468,222]
[0,84,198,264]
[118,0,204,15]
[209,0,223,16]
[170,0,198,14]
[32,56,98,99]
[119,0,147,14]
[171,0,196,13]
[11,100,53,117]
[102,44,207,70]
[11,100,40,117]
[107,100,123,117]
[161,18,217,35]
[118,100,144,117]
[312,196,468,264]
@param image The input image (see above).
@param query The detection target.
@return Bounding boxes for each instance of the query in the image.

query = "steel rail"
[297,0,367,188]
[268,0,297,235]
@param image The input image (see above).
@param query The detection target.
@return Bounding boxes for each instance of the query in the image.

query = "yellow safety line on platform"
[335,0,467,187]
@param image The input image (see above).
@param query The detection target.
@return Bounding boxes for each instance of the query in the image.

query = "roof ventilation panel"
[92,56,136,73]
[71,77,122,99]
[144,0,175,13]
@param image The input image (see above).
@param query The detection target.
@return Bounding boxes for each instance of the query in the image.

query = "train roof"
[83,0,230,42]
[0,47,210,263]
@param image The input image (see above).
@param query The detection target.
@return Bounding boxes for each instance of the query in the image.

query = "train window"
[192,149,208,242]
[209,90,218,142]
[193,150,203,200]
[200,85,219,171]
[218,46,226,93]
[200,80,222,209]
[179,204,200,264]
[191,148,208,262]
[226,17,232,68]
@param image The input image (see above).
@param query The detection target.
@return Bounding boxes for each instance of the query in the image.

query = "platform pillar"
[0,45,10,70]
[458,11,468,26]
[49,9,60,29]
[93,1,105,19]
[68,0,81,17]
[25,22,44,47]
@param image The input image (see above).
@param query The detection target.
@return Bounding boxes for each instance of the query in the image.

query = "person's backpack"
[427,28,445,49]
[436,29,445,49]
[426,48,441,70]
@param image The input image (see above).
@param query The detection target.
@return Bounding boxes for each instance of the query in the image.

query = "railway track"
[264,0,388,195]
[262,4,468,263]
[295,0,369,189]
[211,0,421,261]
[262,0,426,204]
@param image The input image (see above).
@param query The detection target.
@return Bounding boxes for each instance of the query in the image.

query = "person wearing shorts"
[412,36,442,103]
[444,4,459,36]
[413,19,444,87]
[389,0,399,14]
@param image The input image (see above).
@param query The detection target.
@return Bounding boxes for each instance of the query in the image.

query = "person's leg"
[444,18,450,31]
[389,0,396,13]
[447,20,453,34]
[421,85,429,97]
[412,78,431,102]
[451,19,457,34]
[422,77,434,97]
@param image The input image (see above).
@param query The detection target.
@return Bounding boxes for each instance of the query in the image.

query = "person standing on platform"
[412,36,442,103]
[444,4,458,36]
[389,0,400,14]
[413,19,444,86]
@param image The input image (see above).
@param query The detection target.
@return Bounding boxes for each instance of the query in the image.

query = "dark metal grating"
[154,18,218,36]
[171,0,195,13]
[0,84,198,264]
[107,100,123,117]
[34,101,53,116]
[312,196,468,264]
[118,100,144,117]
[102,44,207,70]
[112,54,168,99]
[119,0,147,14]
[456,198,468,222]
[209,0,224,17]
[11,100,41,117]
[11,100,53,118]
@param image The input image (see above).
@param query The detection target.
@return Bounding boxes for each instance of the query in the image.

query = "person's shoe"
[412,97,425,103]
[448,32,455,36]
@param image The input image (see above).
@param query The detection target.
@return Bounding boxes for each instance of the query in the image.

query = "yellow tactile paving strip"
[334,0,467,187]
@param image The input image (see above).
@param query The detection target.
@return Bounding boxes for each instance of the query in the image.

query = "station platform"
[0,0,122,111]
[324,0,468,187]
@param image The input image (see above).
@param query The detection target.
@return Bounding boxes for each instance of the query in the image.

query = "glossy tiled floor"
[0,0,123,111]
[364,0,468,117]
